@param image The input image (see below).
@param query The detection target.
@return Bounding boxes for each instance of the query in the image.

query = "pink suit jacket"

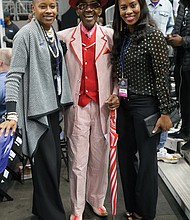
[57,23,118,138]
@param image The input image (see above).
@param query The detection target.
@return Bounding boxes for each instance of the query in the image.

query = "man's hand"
[3,36,13,44]
[167,34,183,47]
[105,94,120,110]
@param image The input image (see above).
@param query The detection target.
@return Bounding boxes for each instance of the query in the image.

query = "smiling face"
[32,0,57,30]
[118,0,141,32]
[76,0,102,30]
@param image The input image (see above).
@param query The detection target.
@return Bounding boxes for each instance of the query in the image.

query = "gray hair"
[0,48,12,66]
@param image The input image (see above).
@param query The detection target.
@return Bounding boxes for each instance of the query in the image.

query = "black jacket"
[172,1,190,71]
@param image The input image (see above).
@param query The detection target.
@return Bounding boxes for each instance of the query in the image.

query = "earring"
[77,17,81,24]
[120,19,122,32]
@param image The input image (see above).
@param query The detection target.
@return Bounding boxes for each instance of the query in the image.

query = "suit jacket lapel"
[69,24,107,65]
[95,26,107,61]
[70,25,83,66]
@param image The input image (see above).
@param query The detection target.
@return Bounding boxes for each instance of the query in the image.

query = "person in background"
[97,16,104,25]
[0,0,72,219]
[173,0,180,18]
[111,0,175,219]
[145,0,179,163]
[0,48,12,122]
[167,0,190,141]
[27,13,34,23]
[146,0,174,37]
[3,11,19,48]
[57,0,119,219]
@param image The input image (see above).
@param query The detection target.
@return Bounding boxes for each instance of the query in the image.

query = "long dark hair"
[111,0,153,65]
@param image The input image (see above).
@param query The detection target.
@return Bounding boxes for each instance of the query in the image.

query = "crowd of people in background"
[1,0,190,220]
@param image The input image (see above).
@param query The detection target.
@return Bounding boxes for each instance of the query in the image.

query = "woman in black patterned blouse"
[111,0,176,219]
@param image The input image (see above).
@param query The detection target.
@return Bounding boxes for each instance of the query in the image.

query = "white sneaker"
[157,148,179,164]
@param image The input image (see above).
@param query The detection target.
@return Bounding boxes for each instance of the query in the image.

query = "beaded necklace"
[42,26,59,58]
[41,25,61,95]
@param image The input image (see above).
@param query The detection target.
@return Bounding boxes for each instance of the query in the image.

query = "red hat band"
[69,0,108,9]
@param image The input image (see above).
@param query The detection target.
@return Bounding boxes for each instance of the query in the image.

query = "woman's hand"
[106,94,120,110]
[153,114,172,134]
[0,120,17,137]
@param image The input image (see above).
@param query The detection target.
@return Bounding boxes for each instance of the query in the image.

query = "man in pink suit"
[57,0,119,219]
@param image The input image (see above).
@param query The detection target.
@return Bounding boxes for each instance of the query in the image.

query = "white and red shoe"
[92,205,108,217]
[70,214,82,220]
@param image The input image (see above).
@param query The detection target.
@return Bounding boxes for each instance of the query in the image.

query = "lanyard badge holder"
[118,38,132,98]
[118,78,128,98]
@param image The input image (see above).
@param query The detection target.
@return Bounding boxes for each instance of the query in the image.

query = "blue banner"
[0,18,5,27]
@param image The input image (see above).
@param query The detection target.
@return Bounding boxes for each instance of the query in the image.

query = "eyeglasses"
[77,2,101,10]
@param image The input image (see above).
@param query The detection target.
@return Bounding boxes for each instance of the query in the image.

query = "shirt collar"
[148,0,162,6]
[80,22,97,39]
[0,72,7,75]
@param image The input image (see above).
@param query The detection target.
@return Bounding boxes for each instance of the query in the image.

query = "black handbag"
[144,108,181,137]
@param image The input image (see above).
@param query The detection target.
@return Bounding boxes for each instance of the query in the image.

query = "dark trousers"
[117,96,160,219]
[31,111,66,220]
[174,66,190,133]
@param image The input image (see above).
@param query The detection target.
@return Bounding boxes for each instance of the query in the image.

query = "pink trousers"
[68,101,109,216]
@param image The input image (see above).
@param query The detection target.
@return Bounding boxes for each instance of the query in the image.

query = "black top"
[172,1,190,71]
[5,22,19,47]
[115,25,175,114]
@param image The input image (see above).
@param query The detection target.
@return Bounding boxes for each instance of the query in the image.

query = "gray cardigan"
[5,19,73,157]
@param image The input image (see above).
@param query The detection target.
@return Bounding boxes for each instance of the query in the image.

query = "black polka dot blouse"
[116,25,175,114]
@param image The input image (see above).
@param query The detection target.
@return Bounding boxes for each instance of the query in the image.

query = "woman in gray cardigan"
[0,0,72,219]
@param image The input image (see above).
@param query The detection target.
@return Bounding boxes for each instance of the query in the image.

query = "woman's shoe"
[126,212,133,220]
[133,212,142,219]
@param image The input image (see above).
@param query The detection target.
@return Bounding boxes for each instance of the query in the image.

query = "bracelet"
[3,112,18,123]
[7,112,18,115]
[2,114,6,122]
[7,115,18,122]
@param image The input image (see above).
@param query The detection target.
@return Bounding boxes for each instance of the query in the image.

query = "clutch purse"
[144,108,181,137]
